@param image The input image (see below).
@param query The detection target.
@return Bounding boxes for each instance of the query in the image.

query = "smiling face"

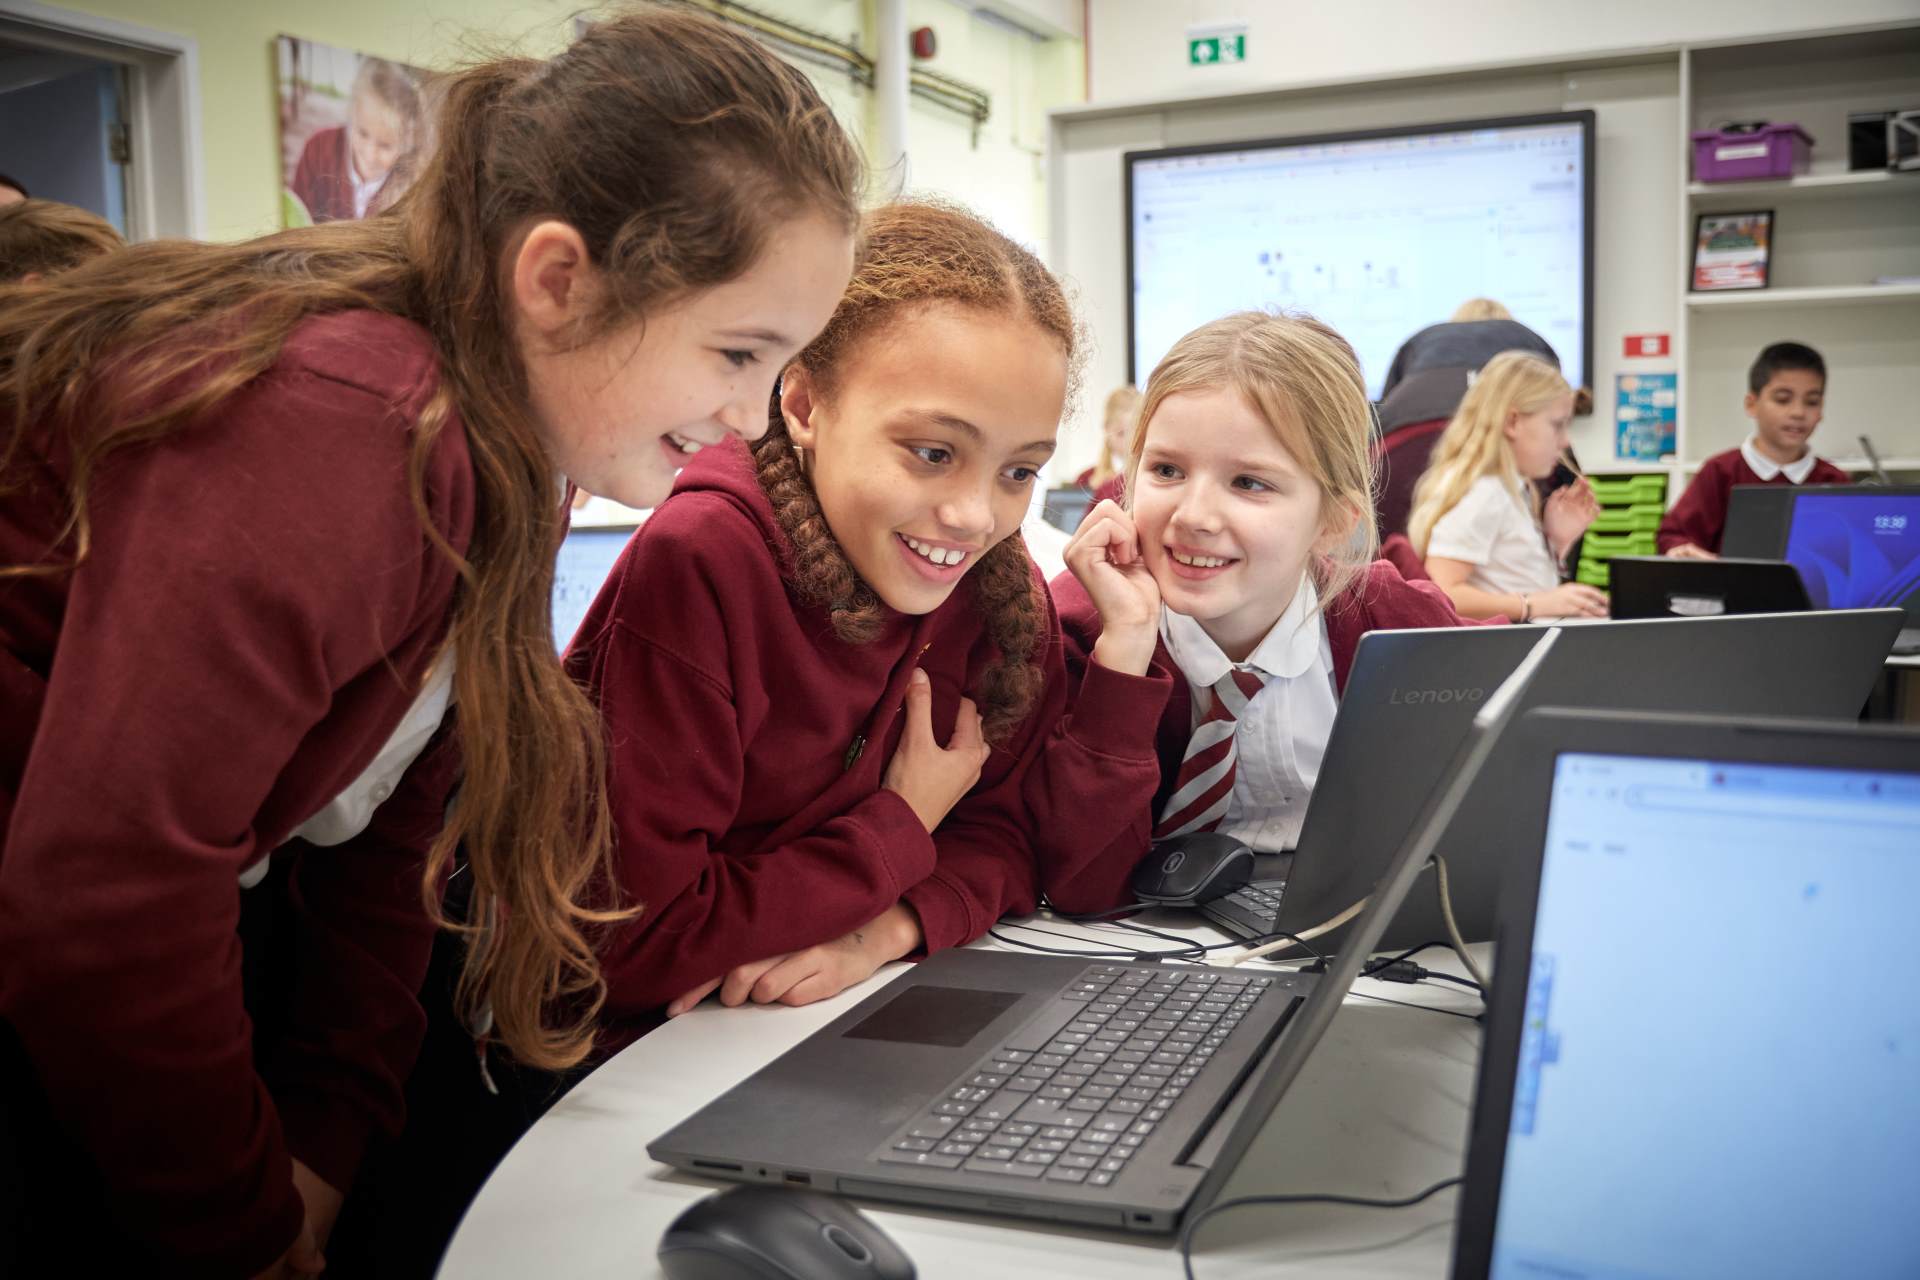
[348,89,409,187]
[519,211,855,510]
[783,302,1067,615]
[1746,368,1824,463]
[1131,387,1340,661]
[1503,392,1575,481]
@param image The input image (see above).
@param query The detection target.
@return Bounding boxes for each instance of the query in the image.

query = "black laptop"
[1606,555,1810,619]
[648,636,1562,1234]
[1453,708,1920,1278]
[1201,609,1903,954]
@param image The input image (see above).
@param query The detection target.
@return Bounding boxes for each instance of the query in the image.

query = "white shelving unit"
[1687,169,1917,202]
[1684,283,1920,309]
[1675,26,1920,496]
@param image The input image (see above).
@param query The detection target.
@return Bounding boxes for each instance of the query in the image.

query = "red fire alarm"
[1623,333,1671,358]
[911,26,937,59]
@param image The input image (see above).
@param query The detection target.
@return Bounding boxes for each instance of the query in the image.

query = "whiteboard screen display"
[1126,112,1594,400]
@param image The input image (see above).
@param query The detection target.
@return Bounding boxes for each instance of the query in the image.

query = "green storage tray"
[1588,504,1663,533]
[1575,559,1611,588]
[1580,529,1658,558]
[1587,474,1668,506]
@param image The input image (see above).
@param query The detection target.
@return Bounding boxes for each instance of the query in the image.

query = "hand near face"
[664,904,923,1017]
[1543,479,1601,557]
[1065,500,1161,675]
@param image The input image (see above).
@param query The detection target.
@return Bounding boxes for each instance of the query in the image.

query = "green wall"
[51,0,1082,246]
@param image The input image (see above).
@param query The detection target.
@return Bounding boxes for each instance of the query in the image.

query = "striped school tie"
[1152,665,1267,840]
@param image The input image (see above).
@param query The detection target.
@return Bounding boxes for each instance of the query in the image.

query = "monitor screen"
[552,526,633,653]
[1782,491,1920,619]
[1126,112,1593,399]
[1489,752,1920,1279]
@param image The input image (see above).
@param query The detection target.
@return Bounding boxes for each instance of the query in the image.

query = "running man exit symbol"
[1187,24,1247,65]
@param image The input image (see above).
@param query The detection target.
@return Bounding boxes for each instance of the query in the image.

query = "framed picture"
[1691,210,1773,292]
[276,35,439,228]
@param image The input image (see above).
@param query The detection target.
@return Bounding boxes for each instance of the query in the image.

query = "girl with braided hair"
[568,200,1167,1022]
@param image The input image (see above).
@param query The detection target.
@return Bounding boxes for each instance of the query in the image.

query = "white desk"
[440,916,1487,1279]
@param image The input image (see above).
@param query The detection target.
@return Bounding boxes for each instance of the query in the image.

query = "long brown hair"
[751,201,1079,744]
[0,199,124,283]
[0,7,863,1069]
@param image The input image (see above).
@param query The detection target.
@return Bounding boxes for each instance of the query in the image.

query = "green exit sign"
[1187,27,1246,65]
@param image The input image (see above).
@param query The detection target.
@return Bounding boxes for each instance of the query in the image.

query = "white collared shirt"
[240,654,456,888]
[1740,435,1819,484]
[350,162,384,219]
[1160,574,1337,853]
[1425,474,1560,597]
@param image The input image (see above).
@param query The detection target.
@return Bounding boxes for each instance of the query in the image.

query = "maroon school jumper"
[1657,446,1852,554]
[1034,561,1470,914]
[0,310,471,1272]
[565,441,1168,1019]
[288,126,403,224]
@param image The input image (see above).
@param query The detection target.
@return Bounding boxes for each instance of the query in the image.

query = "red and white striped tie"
[1152,665,1267,840]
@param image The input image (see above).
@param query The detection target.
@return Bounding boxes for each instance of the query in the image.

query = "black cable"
[1348,990,1483,1023]
[1419,972,1485,993]
[1358,940,1452,977]
[1178,1175,1464,1280]
[989,918,1324,965]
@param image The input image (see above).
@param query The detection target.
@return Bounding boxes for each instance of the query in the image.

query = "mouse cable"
[1359,941,1453,977]
[1430,855,1489,989]
[986,924,1476,1024]
[1348,989,1485,1023]
[986,919,1324,966]
[1178,1175,1464,1280]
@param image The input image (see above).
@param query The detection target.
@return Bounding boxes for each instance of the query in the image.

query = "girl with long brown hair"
[0,8,859,1275]
[567,200,1136,1025]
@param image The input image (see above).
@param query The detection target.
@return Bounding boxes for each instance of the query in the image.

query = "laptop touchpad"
[841,985,1022,1047]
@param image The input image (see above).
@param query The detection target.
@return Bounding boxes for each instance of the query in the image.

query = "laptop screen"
[552,526,632,653]
[1489,751,1920,1279]
[1781,491,1920,618]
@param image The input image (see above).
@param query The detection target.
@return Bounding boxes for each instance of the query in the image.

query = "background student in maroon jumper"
[568,201,1156,1022]
[1029,312,1471,915]
[0,11,859,1276]
[1660,342,1851,558]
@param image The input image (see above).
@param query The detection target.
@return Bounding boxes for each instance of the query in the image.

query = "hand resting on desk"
[664,902,923,1018]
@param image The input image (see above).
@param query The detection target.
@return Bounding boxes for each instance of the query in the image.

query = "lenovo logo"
[1387,686,1487,705]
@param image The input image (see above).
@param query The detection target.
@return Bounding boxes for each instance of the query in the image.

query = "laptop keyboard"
[877,964,1274,1188]
[1201,877,1288,940]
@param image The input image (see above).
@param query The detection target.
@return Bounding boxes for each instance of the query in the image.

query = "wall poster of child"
[276,35,435,227]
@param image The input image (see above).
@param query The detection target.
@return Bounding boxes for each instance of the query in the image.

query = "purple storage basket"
[1691,123,1814,182]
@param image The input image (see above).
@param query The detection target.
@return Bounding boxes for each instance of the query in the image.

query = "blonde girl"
[1409,351,1605,621]
[1034,310,1468,911]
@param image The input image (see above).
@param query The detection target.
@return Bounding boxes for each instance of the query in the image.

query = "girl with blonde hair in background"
[1409,350,1605,621]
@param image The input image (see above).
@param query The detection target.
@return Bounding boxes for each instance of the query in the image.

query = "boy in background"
[1659,341,1851,558]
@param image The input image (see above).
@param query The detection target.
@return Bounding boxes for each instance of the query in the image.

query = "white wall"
[1083,0,1920,105]
[1048,57,1682,476]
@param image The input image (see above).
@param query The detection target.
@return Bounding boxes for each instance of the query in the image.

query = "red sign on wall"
[1623,333,1672,358]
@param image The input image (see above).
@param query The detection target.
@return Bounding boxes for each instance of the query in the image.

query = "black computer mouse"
[1130,832,1255,906]
[658,1185,916,1280]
